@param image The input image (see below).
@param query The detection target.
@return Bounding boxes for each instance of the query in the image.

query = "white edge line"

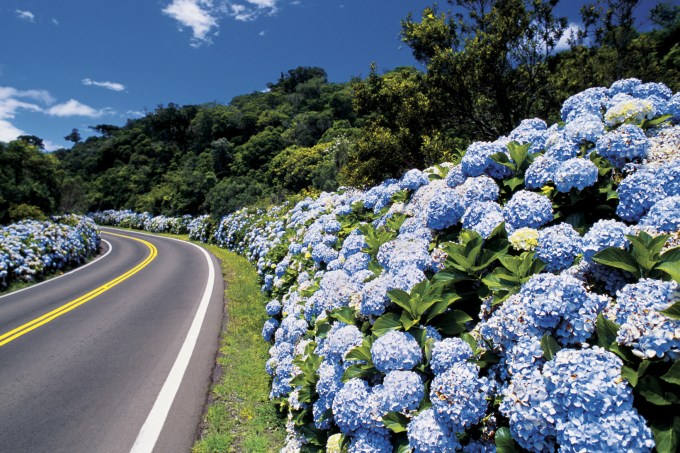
[0,239,114,301]
[124,229,217,453]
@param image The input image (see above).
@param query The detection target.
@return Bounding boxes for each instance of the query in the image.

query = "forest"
[0,0,678,223]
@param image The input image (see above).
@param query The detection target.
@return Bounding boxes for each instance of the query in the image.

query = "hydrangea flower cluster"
[0,215,100,286]
[88,79,680,452]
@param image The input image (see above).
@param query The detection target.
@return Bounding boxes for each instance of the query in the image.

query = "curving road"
[0,228,224,453]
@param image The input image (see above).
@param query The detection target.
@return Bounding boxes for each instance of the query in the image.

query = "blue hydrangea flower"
[399,217,433,243]
[561,87,608,122]
[616,167,666,221]
[553,158,599,192]
[581,219,630,262]
[525,155,561,189]
[608,78,641,97]
[325,324,364,363]
[458,176,500,207]
[333,378,378,434]
[343,252,371,275]
[407,409,460,453]
[371,330,422,373]
[500,369,557,452]
[461,141,506,177]
[262,318,279,341]
[312,242,339,264]
[349,428,393,453]
[425,188,465,230]
[669,93,680,122]
[503,337,545,378]
[508,118,548,154]
[430,361,492,433]
[340,231,368,261]
[313,396,333,429]
[544,136,581,161]
[266,299,282,316]
[605,278,680,359]
[377,370,425,413]
[446,164,466,188]
[634,81,673,100]
[317,360,344,401]
[542,347,635,418]
[377,237,431,272]
[564,113,605,144]
[274,316,309,344]
[641,196,680,232]
[556,410,655,453]
[430,337,474,375]
[535,222,582,272]
[359,273,392,317]
[657,161,680,197]
[595,123,650,168]
[502,190,553,232]
[462,201,505,238]
[400,169,430,191]
[478,272,606,350]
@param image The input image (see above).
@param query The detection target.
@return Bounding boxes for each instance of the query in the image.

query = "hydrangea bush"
[0,215,100,287]
[90,79,680,453]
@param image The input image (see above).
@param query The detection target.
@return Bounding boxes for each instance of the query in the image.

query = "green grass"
[193,243,286,452]
[105,228,286,451]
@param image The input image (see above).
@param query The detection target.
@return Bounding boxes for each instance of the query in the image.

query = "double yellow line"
[0,232,158,348]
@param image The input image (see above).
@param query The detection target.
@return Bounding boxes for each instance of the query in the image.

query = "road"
[0,228,224,453]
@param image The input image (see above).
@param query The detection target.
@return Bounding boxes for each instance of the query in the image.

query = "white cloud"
[163,0,219,46]
[0,87,53,143]
[46,99,108,118]
[0,120,26,143]
[222,1,278,21]
[259,30,266,36]
[82,78,126,92]
[52,18,59,26]
[555,23,582,53]
[0,86,113,144]
[16,10,35,23]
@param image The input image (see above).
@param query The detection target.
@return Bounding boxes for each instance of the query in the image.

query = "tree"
[17,135,44,149]
[64,128,81,144]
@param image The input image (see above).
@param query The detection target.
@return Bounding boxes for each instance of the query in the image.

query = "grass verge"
[193,243,286,452]
[106,228,286,451]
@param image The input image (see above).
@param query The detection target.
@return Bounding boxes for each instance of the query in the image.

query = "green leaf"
[596,314,620,348]
[638,375,674,406]
[658,247,680,282]
[660,301,680,320]
[495,426,519,453]
[330,307,356,325]
[662,361,680,386]
[430,310,472,335]
[592,248,640,275]
[382,412,409,433]
[652,417,680,453]
[387,289,412,313]
[540,333,562,361]
[621,365,638,387]
[372,312,403,336]
[342,364,377,382]
[345,345,373,363]
[460,332,478,354]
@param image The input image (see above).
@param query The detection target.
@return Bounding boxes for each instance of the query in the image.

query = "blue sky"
[0,0,661,150]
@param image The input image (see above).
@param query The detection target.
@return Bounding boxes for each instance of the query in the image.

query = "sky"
[0,0,664,150]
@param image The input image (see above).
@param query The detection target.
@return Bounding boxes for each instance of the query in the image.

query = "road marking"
[129,234,216,453]
[0,239,114,301]
[0,232,157,348]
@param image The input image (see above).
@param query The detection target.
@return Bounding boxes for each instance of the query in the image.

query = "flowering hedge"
[0,215,100,288]
[91,78,680,453]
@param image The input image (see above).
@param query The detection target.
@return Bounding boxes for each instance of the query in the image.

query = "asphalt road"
[0,228,224,453]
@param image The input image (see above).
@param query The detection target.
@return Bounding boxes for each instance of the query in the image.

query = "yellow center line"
[0,232,158,348]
